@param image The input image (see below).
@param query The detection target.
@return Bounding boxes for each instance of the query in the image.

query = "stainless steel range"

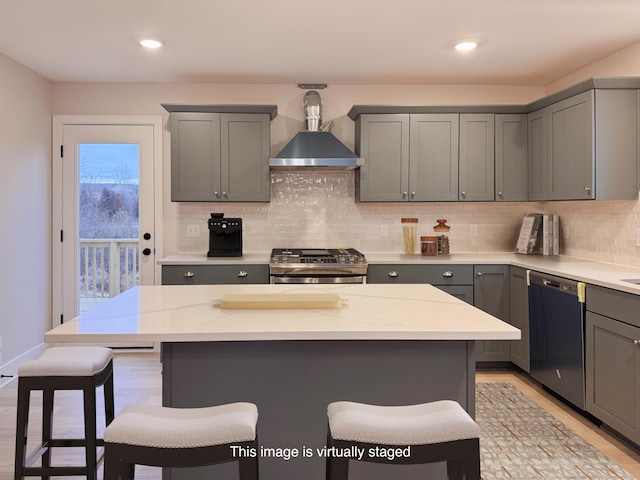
[269,248,368,284]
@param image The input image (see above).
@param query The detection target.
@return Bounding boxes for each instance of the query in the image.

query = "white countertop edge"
[45,330,520,343]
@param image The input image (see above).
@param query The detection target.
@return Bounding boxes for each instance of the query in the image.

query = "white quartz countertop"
[45,284,520,344]
[159,252,640,295]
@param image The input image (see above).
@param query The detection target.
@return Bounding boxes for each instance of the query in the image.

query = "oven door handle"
[271,276,365,284]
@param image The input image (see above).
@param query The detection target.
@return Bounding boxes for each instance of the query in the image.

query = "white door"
[52,117,162,330]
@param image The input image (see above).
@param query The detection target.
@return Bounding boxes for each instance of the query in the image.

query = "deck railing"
[79,239,139,298]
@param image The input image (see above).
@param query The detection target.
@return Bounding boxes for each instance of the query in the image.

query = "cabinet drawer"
[367,264,473,285]
[586,285,640,328]
[162,264,269,285]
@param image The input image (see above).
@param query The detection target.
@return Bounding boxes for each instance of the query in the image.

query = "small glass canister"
[401,218,418,254]
[433,219,451,255]
[420,236,439,256]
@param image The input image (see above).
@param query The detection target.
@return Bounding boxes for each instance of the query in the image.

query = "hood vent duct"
[269,90,363,170]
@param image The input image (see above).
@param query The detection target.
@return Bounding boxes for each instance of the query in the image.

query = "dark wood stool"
[14,346,114,480]
[103,402,259,480]
[326,400,481,480]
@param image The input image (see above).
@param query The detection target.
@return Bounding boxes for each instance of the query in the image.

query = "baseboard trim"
[0,343,48,389]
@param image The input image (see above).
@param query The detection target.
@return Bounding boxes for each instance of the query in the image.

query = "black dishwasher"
[528,272,587,410]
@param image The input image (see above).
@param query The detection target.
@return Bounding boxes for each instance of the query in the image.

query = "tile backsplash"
[177,172,640,268]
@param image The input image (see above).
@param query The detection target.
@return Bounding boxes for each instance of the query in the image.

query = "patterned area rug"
[476,383,635,480]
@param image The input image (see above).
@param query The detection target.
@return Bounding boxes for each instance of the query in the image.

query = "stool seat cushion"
[18,347,112,377]
[327,400,480,446]
[104,402,258,448]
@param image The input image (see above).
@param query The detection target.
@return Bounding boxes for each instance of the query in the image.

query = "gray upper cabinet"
[169,112,271,202]
[547,91,594,200]
[495,114,528,202]
[459,114,494,201]
[410,114,459,201]
[355,114,409,202]
[527,108,548,201]
[527,89,639,201]
[355,113,458,202]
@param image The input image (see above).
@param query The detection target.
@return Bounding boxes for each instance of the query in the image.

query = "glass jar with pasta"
[401,218,418,254]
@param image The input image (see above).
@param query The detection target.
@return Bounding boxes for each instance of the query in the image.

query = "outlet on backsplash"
[186,224,201,238]
[379,225,388,237]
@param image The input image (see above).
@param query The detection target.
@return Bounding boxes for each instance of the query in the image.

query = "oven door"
[271,275,365,284]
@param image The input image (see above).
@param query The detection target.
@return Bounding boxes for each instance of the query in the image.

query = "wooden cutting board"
[219,292,342,309]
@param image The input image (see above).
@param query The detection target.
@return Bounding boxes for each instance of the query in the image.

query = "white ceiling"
[1,0,640,85]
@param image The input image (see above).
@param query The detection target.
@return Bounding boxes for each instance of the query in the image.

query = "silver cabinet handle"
[477,272,483,276]
[442,271,453,277]
[402,192,408,199]
[388,271,399,278]
[634,340,640,345]
[184,271,195,278]
[411,192,416,199]
[584,187,591,195]
[237,270,248,278]
[214,191,220,199]
[460,191,466,199]
[223,192,228,199]
[498,191,504,198]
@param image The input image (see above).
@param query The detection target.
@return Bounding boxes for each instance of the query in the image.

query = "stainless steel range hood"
[270,91,363,170]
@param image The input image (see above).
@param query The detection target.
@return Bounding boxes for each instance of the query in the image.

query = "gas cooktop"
[270,248,367,265]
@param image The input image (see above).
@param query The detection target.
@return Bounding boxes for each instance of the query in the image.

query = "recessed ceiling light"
[454,41,478,52]
[140,39,163,49]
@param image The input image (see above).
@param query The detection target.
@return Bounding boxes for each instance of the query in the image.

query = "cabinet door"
[594,89,640,200]
[547,90,595,200]
[220,113,270,202]
[495,114,528,202]
[170,113,221,201]
[436,285,474,304]
[528,108,548,201]
[356,114,409,202]
[474,265,510,362]
[509,266,530,372]
[409,114,459,201]
[586,311,640,445]
[459,114,495,201]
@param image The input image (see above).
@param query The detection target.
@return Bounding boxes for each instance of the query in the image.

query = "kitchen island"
[45,284,519,480]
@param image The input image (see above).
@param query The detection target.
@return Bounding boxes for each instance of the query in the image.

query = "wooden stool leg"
[83,386,98,480]
[41,389,55,480]
[465,438,481,480]
[104,369,115,425]
[14,383,30,480]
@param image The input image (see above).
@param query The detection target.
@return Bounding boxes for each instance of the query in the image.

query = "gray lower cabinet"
[528,89,639,201]
[366,264,473,287]
[170,112,270,202]
[509,266,530,372]
[495,114,528,201]
[459,114,494,202]
[162,264,269,285]
[473,265,511,363]
[586,285,640,445]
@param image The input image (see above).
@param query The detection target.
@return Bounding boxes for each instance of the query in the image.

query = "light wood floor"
[1,353,638,479]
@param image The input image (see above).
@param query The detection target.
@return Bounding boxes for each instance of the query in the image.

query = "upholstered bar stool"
[326,400,481,480]
[14,346,114,480]
[103,402,259,480]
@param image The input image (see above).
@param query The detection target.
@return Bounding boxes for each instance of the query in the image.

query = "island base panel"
[162,340,475,480]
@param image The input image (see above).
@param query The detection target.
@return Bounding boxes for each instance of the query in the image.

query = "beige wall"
[546,40,640,93]
[0,53,51,375]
